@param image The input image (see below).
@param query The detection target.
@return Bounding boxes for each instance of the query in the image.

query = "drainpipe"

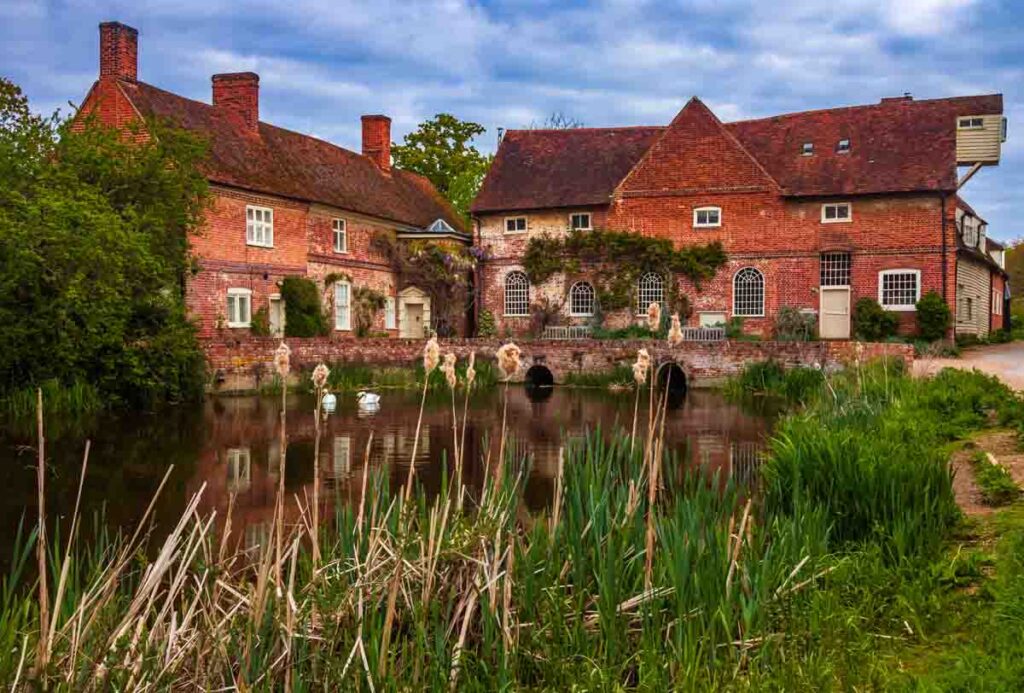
[940,192,948,303]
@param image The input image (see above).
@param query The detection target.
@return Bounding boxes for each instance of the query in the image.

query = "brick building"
[78,22,469,341]
[472,95,1009,339]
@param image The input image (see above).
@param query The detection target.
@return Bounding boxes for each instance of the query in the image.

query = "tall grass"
[4,357,1023,687]
[0,379,102,419]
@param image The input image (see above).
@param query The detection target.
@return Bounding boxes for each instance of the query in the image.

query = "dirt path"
[952,430,1024,516]
[914,342,1024,391]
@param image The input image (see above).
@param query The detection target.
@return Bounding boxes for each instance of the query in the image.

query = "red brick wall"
[202,335,913,392]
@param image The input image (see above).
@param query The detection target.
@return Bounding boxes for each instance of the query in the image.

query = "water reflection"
[0,387,772,562]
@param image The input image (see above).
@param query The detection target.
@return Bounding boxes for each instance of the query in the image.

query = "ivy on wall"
[522,229,727,312]
[281,276,329,337]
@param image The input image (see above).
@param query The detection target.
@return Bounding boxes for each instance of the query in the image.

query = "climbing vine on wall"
[522,229,727,312]
[372,231,478,336]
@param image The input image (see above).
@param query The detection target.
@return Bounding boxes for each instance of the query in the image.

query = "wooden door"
[819,288,851,339]
[404,303,425,339]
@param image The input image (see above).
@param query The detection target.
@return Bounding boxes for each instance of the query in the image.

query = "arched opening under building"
[656,362,688,409]
[524,364,555,401]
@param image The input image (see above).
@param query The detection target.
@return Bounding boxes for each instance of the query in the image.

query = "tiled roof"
[955,196,987,223]
[470,127,663,213]
[117,80,465,231]
[472,94,1003,212]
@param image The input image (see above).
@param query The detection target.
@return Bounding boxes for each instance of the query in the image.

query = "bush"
[250,306,271,336]
[970,451,1021,506]
[774,307,816,341]
[477,308,497,337]
[280,276,329,337]
[854,297,899,341]
[916,291,951,341]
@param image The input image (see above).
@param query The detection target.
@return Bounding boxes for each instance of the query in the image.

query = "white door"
[269,295,285,337]
[403,303,425,339]
[819,287,851,339]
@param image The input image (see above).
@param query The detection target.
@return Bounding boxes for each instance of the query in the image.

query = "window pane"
[635,272,665,314]
[820,252,851,286]
[570,282,595,315]
[733,268,764,317]
[227,295,237,324]
[504,271,529,316]
[836,205,849,219]
[335,284,350,329]
[881,272,918,307]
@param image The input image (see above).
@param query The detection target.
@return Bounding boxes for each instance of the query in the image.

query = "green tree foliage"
[853,297,899,341]
[0,77,208,407]
[390,113,491,221]
[280,276,329,337]
[1007,239,1023,315]
[916,290,952,341]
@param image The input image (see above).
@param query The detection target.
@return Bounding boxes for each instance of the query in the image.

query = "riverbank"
[2,359,1021,688]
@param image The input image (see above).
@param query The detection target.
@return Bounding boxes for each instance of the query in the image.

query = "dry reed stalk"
[356,433,374,543]
[550,446,565,535]
[725,498,753,598]
[35,388,50,680]
[45,440,89,666]
[449,586,479,691]
[311,393,323,570]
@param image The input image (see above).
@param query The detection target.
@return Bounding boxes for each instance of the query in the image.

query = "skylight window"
[802,142,814,156]
[837,138,851,153]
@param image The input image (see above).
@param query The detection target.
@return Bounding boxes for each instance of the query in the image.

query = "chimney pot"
[212,72,260,133]
[361,115,392,171]
[99,21,138,81]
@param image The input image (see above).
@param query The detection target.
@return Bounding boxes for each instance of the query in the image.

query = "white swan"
[321,392,337,413]
[356,391,381,407]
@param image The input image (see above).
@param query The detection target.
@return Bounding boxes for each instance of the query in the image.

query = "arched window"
[733,267,765,317]
[504,271,529,316]
[569,281,596,316]
[635,272,665,315]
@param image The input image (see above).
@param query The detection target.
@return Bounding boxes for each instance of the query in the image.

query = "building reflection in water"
[187,387,773,552]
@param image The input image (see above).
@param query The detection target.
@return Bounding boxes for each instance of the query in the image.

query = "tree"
[1007,239,1024,315]
[0,77,209,407]
[391,113,490,221]
[529,111,585,129]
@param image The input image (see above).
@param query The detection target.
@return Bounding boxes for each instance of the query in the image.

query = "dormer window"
[958,117,984,130]
[802,142,814,156]
[693,206,721,228]
[836,139,851,153]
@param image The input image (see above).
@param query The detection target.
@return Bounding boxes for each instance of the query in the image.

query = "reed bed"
[5,349,1023,689]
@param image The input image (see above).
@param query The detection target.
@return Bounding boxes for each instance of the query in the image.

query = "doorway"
[404,303,425,338]
[398,286,432,338]
[819,287,851,339]
[269,295,285,337]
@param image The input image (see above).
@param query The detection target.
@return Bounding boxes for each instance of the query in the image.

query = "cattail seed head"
[496,342,522,381]
[441,353,458,389]
[646,302,661,332]
[636,348,651,370]
[466,351,477,386]
[633,362,647,385]
[667,313,683,347]
[312,363,330,390]
[274,342,291,378]
[423,336,440,373]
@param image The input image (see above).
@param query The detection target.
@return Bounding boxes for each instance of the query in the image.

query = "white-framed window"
[226,288,252,328]
[733,267,765,317]
[699,312,727,327]
[878,269,920,311]
[226,447,252,493]
[958,117,984,130]
[693,206,721,228]
[569,212,592,231]
[385,296,396,329]
[333,218,347,253]
[821,202,852,223]
[569,281,596,316]
[635,272,665,315]
[820,252,851,287]
[246,206,273,247]
[334,281,351,330]
[836,138,851,153]
[504,271,529,316]
[802,142,814,156]
[994,290,1003,316]
[505,217,527,234]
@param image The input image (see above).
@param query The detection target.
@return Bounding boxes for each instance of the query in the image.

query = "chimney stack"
[361,115,392,171]
[99,21,138,81]
[212,73,260,133]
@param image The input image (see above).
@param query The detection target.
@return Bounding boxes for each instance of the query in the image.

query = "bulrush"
[465,351,477,387]
[274,342,291,378]
[423,336,440,373]
[311,363,330,390]
[496,342,521,381]
[646,302,661,332]
[667,314,684,347]
[441,353,458,389]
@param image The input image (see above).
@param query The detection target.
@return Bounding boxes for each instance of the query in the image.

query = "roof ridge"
[505,125,663,134]
[726,93,1003,126]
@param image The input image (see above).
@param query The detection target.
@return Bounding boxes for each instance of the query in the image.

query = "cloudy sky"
[2,0,1020,241]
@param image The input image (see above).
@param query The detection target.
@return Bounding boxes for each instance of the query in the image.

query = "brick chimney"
[212,73,260,133]
[99,21,138,81]
[361,115,392,171]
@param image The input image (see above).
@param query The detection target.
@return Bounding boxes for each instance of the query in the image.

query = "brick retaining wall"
[202,336,913,393]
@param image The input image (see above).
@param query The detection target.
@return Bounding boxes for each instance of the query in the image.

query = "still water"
[0,387,772,561]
